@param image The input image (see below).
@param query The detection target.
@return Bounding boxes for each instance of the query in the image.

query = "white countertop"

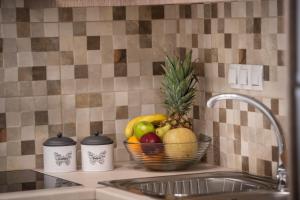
[0,162,231,200]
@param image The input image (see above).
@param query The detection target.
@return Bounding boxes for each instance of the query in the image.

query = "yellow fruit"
[163,128,198,159]
[124,114,167,138]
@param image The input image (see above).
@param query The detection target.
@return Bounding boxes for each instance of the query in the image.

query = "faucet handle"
[277,164,288,192]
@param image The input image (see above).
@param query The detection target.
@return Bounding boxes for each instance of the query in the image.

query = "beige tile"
[99,7,113,20]
[7,155,35,170]
[21,126,35,141]
[7,141,21,156]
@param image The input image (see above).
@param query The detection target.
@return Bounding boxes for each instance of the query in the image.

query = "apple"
[140,133,163,155]
[133,121,155,140]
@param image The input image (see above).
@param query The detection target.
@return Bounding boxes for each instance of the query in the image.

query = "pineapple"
[160,51,198,130]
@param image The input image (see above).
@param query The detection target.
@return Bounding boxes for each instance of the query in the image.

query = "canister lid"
[43,133,76,146]
[81,132,113,145]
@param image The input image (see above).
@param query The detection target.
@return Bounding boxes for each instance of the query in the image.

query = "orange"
[127,136,142,156]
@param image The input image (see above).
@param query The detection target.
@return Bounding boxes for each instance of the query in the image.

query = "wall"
[0,0,287,176]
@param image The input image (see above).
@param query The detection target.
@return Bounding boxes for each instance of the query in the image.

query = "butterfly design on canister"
[88,151,106,165]
[54,152,72,166]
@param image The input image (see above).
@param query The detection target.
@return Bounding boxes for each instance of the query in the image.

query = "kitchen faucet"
[206,93,287,191]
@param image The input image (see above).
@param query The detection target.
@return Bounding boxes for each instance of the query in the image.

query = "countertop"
[0,162,231,200]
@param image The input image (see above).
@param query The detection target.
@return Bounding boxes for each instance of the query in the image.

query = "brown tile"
[47,80,61,95]
[238,49,246,64]
[116,106,128,119]
[264,160,272,177]
[219,108,226,123]
[139,34,152,48]
[204,49,211,63]
[278,17,284,33]
[263,115,271,129]
[73,22,86,36]
[192,34,198,48]
[16,8,30,22]
[17,22,30,37]
[224,2,231,18]
[63,123,75,137]
[113,6,126,20]
[272,146,279,162]
[75,65,88,79]
[204,4,211,19]
[253,18,261,33]
[59,8,73,22]
[32,66,46,81]
[179,5,191,18]
[211,3,218,18]
[240,111,248,126]
[218,63,225,78]
[278,50,284,66]
[31,37,59,51]
[35,111,48,125]
[178,48,187,61]
[75,93,89,108]
[2,8,16,23]
[139,21,152,34]
[89,93,102,107]
[0,114,6,129]
[204,19,211,34]
[114,63,127,77]
[21,140,35,155]
[126,21,139,34]
[0,128,7,143]
[224,34,231,48]
[242,156,249,172]
[151,5,164,19]
[213,122,220,165]
[193,105,199,119]
[193,62,205,77]
[138,6,151,20]
[248,104,255,112]
[90,121,103,134]
[114,49,126,63]
[263,65,269,81]
[226,99,233,109]
[277,0,284,16]
[18,67,32,81]
[60,51,74,65]
[153,62,165,75]
[218,19,224,33]
[234,125,241,140]
[271,99,279,115]
[253,34,261,49]
[234,140,241,155]
[87,36,100,50]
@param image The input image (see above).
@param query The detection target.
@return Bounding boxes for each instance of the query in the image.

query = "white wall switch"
[228,64,263,91]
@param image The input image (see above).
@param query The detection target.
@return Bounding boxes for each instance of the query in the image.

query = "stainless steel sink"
[98,171,289,200]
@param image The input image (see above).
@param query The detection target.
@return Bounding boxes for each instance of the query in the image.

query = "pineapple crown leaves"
[161,51,198,116]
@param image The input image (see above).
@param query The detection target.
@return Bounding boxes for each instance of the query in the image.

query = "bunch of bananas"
[124,114,167,138]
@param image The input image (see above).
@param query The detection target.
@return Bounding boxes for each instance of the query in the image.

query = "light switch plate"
[228,64,263,91]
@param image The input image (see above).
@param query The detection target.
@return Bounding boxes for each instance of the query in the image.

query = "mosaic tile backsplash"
[0,0,287,176]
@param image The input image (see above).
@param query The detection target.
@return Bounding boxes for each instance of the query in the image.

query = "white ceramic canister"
[43,133,77,172]
[81,132,114,171]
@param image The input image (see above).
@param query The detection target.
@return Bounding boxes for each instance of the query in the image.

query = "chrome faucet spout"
[206,93,286,190]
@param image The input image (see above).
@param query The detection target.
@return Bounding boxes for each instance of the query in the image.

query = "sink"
[98,171,289,200]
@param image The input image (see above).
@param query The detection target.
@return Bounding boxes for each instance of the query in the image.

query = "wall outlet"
[228,64,263,91]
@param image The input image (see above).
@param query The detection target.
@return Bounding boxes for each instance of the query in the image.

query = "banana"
[155,123,171,139]
[124,114,167,138]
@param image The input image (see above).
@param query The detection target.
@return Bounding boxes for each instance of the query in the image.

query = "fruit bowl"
[124,134,211,171]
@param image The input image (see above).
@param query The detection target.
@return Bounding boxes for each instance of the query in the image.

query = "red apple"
[140,133,163,155]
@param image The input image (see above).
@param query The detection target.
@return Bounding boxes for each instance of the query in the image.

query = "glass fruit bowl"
[124,134,211,171]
